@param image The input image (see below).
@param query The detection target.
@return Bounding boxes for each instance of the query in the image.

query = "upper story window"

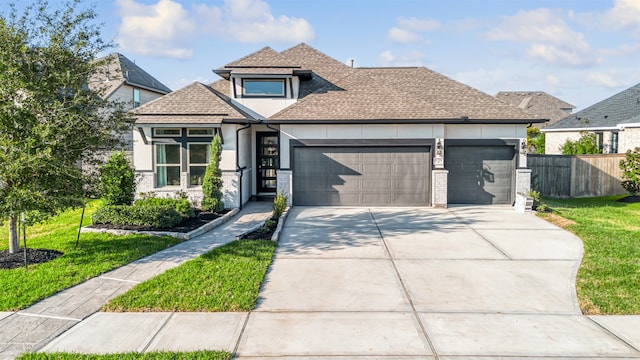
[154,128,181,137]
[242,79,285,97]
[133,88,141,108]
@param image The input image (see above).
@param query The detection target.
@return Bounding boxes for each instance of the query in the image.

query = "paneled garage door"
[446,145,516,205]
[293,147,431,206]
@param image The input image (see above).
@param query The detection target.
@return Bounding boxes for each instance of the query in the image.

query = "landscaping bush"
[91,205,183,229]
[273,191,288,219]
[134,197,195,218]
[619,147,640,196]
[99,151,137,206]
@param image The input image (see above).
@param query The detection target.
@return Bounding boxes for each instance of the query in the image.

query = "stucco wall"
[619,128,640,153]
[230,76,300,118]
[107,85,165,150]
[544,131,582,155]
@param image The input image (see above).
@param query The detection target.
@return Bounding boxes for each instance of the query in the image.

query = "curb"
[271,207,290,242]
[81,208,240,240]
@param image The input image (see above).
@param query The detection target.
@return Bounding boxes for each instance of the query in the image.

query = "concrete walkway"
[10,205,640,359]
[0,202,273,360]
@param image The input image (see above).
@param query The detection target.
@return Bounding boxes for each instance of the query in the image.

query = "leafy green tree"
[201,134,224,213]
[0,1,131,253]
[527,126,546,154]
[99,151,136,206]
[620,147,640,196]
[560,131,601,155]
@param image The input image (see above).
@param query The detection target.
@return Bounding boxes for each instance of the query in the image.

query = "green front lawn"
[103,239,277,312]
[1,201,183,311]
[540,195,640,314]
[17,350,231,360]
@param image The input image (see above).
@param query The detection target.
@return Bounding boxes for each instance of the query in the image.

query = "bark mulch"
[617,195,640,203]
[0,248,63,270]
[239,218,278,240]
[88,210,227,233]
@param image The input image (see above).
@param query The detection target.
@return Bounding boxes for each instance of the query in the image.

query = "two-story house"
[132,44,545,207]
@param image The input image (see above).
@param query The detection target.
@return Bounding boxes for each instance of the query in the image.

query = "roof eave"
[542,126,617,132]
[265,118,546,125]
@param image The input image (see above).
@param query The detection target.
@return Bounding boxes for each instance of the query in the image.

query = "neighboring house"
[132,43,545,207]
[542,83,640,154]
[495,91,574,128]
[89,53,172,151]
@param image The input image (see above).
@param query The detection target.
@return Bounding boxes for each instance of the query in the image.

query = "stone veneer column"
[221,170,240,209]
[276,170,293,206]
[431,169,448,208]
[515,168,532,196]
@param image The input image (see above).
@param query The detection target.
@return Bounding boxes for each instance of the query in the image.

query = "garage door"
[293,147,431,206]
[446,145,515,205]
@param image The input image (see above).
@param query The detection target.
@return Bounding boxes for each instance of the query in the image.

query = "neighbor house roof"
[89,53,171,99]
[543,83,640,131]
[495,91,574,127]
[132,82,255,125]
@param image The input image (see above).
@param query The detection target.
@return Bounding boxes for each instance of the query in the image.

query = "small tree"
[99,151,136,206]
[560,131,601,155]
[201,134,224,212]
[527,126,546,154]
[620,147,640,196]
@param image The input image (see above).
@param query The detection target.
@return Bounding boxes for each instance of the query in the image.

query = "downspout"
[236,124,251,210]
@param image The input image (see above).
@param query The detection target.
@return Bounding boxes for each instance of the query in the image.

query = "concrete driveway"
[236,206,640,358]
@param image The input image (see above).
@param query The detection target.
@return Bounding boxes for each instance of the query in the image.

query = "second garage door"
[293,146,431,206]
[446,145,516,205]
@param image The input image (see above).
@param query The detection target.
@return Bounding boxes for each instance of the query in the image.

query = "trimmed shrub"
[202,134,224,213]
[272,191,288,219]
[99,151,137,206]
[91,205,183,228]
[134,197,195,218]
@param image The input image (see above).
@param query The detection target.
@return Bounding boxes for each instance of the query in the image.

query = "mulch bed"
[617,195,640,203]
[239,218,278,240]
[88,209,227,233]
[0,248,63,270]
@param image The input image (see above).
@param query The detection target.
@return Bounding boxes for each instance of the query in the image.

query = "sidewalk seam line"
[368,209,439,360]
[141,312,174,353]
[98,276,141,284]
[232,311,252,356]
[449,210,512,260]
[587,316,640,355]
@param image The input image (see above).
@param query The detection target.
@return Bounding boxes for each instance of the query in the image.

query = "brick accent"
[276,170,293,206]
[515,168,532,196]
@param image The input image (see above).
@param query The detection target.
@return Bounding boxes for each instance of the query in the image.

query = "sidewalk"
[0,202,273,360]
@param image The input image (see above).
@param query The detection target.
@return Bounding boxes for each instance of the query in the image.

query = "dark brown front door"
[257,132,279,193]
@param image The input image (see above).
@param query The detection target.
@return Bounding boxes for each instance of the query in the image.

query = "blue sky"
[5,0,640,110]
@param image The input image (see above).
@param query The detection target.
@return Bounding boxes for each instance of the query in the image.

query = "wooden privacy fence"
[528,154,627,198]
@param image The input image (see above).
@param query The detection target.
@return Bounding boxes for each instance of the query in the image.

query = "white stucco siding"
[220,125,237,171]
[133,126,153,170]
[618,128,640,153]
[444,124,524,139]
[544,131,582,154]
[230,76,300,118]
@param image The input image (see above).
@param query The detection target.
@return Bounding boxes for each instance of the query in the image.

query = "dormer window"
[242,79,285,97]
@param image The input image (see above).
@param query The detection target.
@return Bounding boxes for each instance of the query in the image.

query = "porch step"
[252,195,275,202]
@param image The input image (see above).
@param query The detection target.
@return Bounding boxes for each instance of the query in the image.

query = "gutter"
[542,126,618,133]
[264,117,547,125]
[617,123,640,130]
[236,124,252,210]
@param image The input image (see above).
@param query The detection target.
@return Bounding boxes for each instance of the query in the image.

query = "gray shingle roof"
[495,91,574,127]
[89,53,171,98]
[132,82,255,124]
[269,66,539,122]
[544,83,640,130]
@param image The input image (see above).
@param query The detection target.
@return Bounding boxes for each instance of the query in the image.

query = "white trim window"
[188,143,210,186]
[156,144,181,187]
[187,128,214,137]
[242,79,285,97]
[154,128,181,137]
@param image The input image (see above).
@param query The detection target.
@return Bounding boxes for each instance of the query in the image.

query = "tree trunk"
[9,215,19,254]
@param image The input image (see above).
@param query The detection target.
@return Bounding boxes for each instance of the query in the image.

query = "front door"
[257,132,279,193]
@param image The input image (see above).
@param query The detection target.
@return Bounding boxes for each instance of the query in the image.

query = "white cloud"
[585,71,626,88]
[386,16,439,45]
[546,74,561,87]
[604,0,640,33]
[378,50,425,66]
[116,0,196,59]
[195,0,315,43]
[387,27,422,44]
[116,0,315,59]
[486,8,595,66]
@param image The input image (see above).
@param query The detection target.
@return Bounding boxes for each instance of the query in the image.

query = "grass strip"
[103,239,277,312]
[17,350,231,359]
[1,201,183,311]
[539,195,640,314]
